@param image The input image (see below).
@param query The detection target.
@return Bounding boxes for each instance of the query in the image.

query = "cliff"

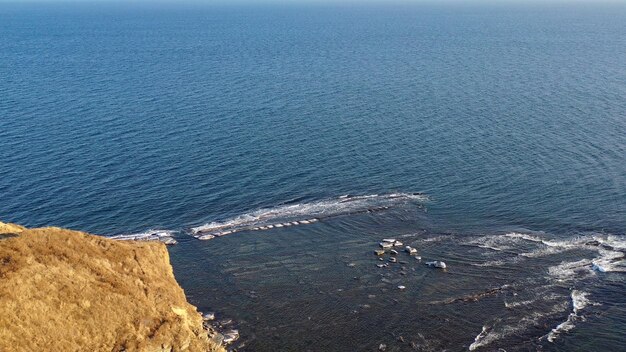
[0,222,225,352]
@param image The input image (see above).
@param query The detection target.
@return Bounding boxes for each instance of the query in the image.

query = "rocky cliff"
[0,222,224,352]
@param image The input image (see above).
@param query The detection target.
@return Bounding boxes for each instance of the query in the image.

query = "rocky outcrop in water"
[0,221,225,352]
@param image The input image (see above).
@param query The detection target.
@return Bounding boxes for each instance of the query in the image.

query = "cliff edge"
[0,222,224,352]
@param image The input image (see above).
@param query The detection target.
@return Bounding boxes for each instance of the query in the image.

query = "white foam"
[110,230,178,245]
[468,326,490,351]
[504,299,536,308]
[189,193,427,239]
[469,300,569,350]
[504,232,544,243]
[592,248,625,273]
[546,290,596,343]
[547,259,595,282]
[571,290,592,313]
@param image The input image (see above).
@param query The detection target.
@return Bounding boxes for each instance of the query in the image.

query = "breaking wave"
[467,232,626,273]
[189,193,427,239]
[469,301,570,351]
[109,230,178,245]
[545,290,596,343]
[455,232,625,349]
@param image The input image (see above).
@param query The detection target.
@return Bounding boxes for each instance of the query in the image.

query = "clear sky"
[2,0,625,3]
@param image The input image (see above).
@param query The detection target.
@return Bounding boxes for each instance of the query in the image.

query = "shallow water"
[1,2,625,351]
[171,201,625,351]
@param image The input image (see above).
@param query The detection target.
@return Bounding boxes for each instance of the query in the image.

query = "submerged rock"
[389,257,397,263]
[379,242,393,249]
[203,312,216,321]
[374,249,386,256]
[425,260,447,269]
[223,329,240,344]
[390,249,399,255]
[199,234,216,240]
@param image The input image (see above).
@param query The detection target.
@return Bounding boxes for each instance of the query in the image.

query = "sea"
[1,2,625,351]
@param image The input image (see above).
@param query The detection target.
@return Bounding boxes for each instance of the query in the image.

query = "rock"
[379,343,387,351]
[405,246,418,255]
[390,249,398,255]
[425,261,447,269]
[223,330,239,344]
[347,263,356,268]
[377,264,386,268]
[202,312,216,321]
[378,257,384,261]
[160,237,178,245]
[198,234,216,240]
[0,223,227,352]
[374,249,386,256]
[382,239,396,243]
[211,333,224,346]
[398,285,406,290]
[393,241,403,247]
[415,256,422,261]
[379,242,393,249]
[217,319,233,327]
[388,257,397,263]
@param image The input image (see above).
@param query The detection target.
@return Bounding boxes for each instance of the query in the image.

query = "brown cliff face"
[0,222,224,352]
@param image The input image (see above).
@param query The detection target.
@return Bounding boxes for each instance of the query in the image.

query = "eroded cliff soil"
[0,222,224,352]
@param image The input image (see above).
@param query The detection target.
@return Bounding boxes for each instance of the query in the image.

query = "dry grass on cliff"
[0,223,225,352]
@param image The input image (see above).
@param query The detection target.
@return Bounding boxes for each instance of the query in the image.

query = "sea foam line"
[190,193,427,240]
[109,230,178,245]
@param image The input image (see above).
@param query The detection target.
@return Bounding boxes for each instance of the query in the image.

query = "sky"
[2,0,625,3]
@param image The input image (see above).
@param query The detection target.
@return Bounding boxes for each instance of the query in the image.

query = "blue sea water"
[1,2,625,351]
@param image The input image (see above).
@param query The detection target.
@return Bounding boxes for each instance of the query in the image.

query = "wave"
[548,259,595,282]
[546,290,596,343]
[467,232,625,273]
[469,301,569,351]
[109,230,178,245]
[189,192,427,239]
